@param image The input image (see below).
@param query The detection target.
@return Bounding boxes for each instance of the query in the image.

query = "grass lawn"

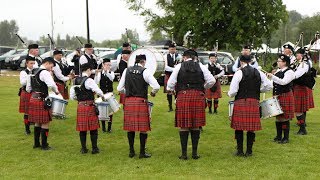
[0,74,319,179]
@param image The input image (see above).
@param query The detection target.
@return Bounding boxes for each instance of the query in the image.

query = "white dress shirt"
[166,58,216,91]
[79,53,98,74]
[294,61,310,79]
[117,64,160,94]
[53,59,69,82]
[20,68,32,86]
[205,62,225,78]
[232,57,259,72]
[271,67,295,85]
[26,65,59,93]
[94,70,115,84]
[70,73,104,100]
[228,64,272,97]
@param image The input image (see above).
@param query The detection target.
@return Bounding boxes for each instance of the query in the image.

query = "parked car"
[0,49,24,69]
[0,46,14,56]
[197,51,235,85]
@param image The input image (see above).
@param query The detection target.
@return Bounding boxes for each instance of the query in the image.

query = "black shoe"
[273,136,281,142]
[80,148,89,154]
[139,153,151,159]
[179,155,188,160]
[192,155,200,159]
[102,128,107,133]
[214,109,217,114]
[208,109,212,114]
[92,147,100,154]
[129,152,136,158]
[279,138,289,144]
[33,144,41,149]
[234,151,245,157]
[245,152,252,157]
[107,129,112,133]
[25,130,31,135]
[168,108,173,112]
[41,146,52,151]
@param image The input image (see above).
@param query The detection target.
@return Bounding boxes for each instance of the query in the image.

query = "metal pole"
[51,0,54,49]
[86,0,90,43]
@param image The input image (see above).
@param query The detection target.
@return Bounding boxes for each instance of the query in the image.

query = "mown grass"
[0,74,319,179]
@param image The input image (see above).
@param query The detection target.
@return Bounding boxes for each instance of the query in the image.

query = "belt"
[31,92,46,100]
[78,100,94,106]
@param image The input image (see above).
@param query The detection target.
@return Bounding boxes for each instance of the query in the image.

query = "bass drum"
[128,48,165,78]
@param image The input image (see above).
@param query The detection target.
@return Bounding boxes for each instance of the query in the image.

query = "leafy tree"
[0,20,19,46]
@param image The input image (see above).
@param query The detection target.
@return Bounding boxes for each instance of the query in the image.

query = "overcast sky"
[0,0,318,42]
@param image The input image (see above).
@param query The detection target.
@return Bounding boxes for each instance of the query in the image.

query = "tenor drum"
[128,48,165,78]
[49,94,68,119]
[103,93,120,114]
[259,96,283,119]
[94,100,112,121]
[228,101,234,117]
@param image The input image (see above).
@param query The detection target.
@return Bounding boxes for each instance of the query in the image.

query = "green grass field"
[0,74,319,179]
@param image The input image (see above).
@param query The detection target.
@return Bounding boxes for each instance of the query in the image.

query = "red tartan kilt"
[293,85,314,112]
[175,89,206,128]
[56,82,69,100]
[205,81,222,99]
[231,98,261,131]
[307,88,314,109]
[19,90,31,114]
[276,91,295,120]
[28,95,52,124]
[119,93,126,104]
[123,97,150,132]
[76,101,99,131]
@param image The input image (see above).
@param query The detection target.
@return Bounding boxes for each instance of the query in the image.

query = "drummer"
[205,53,224,114]
[28,57,60,150]
[70,63,105,154]
[117,49,131,105]
[117,54,160,158]
[52,49,74,99]
[267,54,295,144]
[228,55,272,157]
[19,56,36,135]
[94,58,115,133]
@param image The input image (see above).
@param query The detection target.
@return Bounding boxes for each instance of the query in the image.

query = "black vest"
[118,60,127,77]
[125,65,148,99]
[84,54,98,70]
[100,71,113,94]
[235,66,261,100]
[293,61,315,89]
[74,77,94,101]
[31,68,48,97]
[165,53,178,75]
[53,61,68,84]
[208,63,222,76]
[273,68,293,95]
[176,61,205,93]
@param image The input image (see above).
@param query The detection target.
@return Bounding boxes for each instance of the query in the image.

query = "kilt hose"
[28,94,52,124]
[231,98,261,131]
[123,97,150,132]
[275,91,295,121]
[56,82,69,100]
[76,100,100,131]
[293,85,314,113]
[19,89,31,114]
[119,93,126,104]
[175,89,206,128]
[205,80,222,99]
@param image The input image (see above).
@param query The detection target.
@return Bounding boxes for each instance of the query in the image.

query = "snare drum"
[50,97,68,119]
[259,96,283,119]
[228,101,234,117]
[94,100,112,121]
[104,93,120,114]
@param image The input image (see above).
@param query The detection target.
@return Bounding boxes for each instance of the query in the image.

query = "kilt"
[123,97,150,132]
[56,82,69,100]
[231,98,261,131]
[175,89,206,128]
[293,85,314,113]
[275,91,295,121]
[205,80,222,99]
[28,95,52,124]
[119,93,126,104]
[76,100,99,131]
[19,89,31,114]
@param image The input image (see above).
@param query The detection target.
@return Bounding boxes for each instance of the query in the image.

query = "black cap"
[278,54,290,65]
[182,49,198,57]
[53,50,63,55]
[135,54,146,63]
[239,55,251,62]
[42,57,56,66]
[283,44,294,53]
[28,44,39,49]
[81,63,92,72]
[122,50,131,54]
[209,53,217,57]
[168,43,176,48]
[295,48,305,55]
[103,58,111,63]
[243,45,251,50]
[122,42,130,47]
[25,55,36,62]
[84,43,93,48]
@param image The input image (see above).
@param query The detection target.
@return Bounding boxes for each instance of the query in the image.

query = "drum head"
[128,48,164,76]
[104,93,113,100]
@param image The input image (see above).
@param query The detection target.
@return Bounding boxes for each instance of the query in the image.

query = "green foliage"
[0,20,19,46]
